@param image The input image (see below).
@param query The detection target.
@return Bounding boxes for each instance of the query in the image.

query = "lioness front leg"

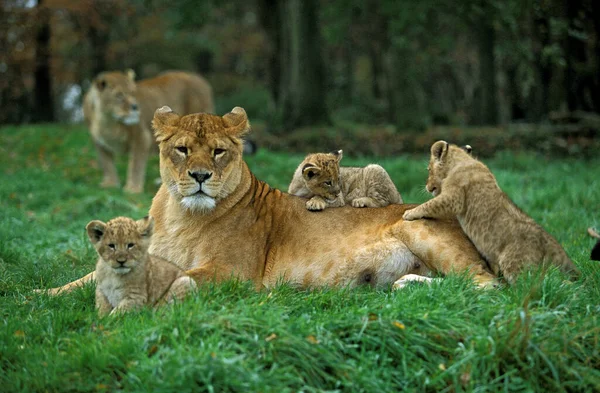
[94,143,120,188]
[157,276,197,306]
[306,196,328,211]
[96,288,113,317]
[124,128,152,193]
[403,189,464,221]
[110,295,146,316]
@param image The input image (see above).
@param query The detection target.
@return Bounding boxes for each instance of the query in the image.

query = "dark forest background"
[1,0,599,154]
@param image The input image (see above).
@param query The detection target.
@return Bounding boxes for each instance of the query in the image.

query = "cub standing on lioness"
[83,70,215,193]
[87,216,196,316]
[403,140,579,283]
[288,150,403,211]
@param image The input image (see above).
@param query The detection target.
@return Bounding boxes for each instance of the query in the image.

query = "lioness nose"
[117,258,126,265]
[189,171,212,184]
[131,103,138,111]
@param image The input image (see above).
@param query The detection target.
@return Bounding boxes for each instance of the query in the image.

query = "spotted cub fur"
[288,150,403,211]
[403,140,579,283]
[87,216,196,316]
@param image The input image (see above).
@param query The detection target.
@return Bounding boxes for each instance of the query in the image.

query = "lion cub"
[87,216,196,316]
[288,150,402,211]
[403,141,579,283]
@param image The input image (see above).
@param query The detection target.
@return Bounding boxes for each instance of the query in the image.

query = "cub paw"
[306,198,326,211]
[402,210,418,221]
[351,197,376,208]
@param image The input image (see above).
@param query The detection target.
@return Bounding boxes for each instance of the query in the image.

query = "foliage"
[1,124,600,391]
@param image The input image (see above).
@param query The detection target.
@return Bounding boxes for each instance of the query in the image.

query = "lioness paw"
[306,198,327,211]
[392,274,438,290]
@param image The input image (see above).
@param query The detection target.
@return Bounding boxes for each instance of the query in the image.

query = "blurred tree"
[32,0,55,122]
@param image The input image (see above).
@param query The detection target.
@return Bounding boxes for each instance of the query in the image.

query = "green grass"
[1,124,600,392]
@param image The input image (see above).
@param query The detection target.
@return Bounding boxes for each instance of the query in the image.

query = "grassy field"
[1,124,600,392]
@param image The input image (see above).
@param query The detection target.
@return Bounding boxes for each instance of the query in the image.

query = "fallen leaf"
[438,363,446,371]
[265,333,277,342]
[392,321,405,330]
[368,313,378,321]
[306,335,320,344]
[14,330,25,338]
[147,345,158,357]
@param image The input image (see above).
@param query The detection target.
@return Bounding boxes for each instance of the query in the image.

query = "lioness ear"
[96,78,106,91]
[431,140,449,161]
[302,164,320,180]
[137,216,154,238]
[223,107,250,137]
[86,220,106,245]
[153,106,181,143]
[331,149,343,162]
[126,69,136,82]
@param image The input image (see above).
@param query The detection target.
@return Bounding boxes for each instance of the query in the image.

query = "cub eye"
[324,181,332,186]
[127,243,134,249]
[108,244,116,250]
[213,148,226,156]
[175,146,188,155]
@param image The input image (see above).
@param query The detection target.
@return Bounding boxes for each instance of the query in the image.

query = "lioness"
[46,107,499,296]
[403,141,579,283]
[84,70,214,193]
[288,150,402,211]
[88,216,196,316]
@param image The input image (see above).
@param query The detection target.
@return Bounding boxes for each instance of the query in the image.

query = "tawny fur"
[45,109,499,296]
[88,216,196,316]
[288,151,403,211]
[403,140,579,283]
[84,70,214,193]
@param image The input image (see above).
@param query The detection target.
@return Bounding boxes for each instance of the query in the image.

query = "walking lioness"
[84,70,214,193]
[403,141,579,283]
[43,108,499,296]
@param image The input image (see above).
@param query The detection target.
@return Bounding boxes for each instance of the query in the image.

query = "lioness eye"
[176,146,188,154]
[324,181,332,186]
[214,148,225,156]
[108,244,116,250]
[127,243,134,249]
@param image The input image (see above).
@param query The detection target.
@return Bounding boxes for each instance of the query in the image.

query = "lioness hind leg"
[160,276,197,305]
[35,271,96,295]
[94,143,119,188]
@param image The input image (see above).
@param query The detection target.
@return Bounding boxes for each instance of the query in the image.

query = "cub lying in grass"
[288,150,403,211]
[403,140,579,284]
[87,216,196,316]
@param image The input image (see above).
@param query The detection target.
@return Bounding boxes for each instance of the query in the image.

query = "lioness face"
[86,217,153,275]
[302,151,343,201]
[94,70,140,125]
[152,106,250,212]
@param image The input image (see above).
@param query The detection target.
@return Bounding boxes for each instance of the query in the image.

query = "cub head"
[92,69,140,125]
[426,141,473,196]
[152,106,250,212]
[301,150,343,201]
[86,216,153,274]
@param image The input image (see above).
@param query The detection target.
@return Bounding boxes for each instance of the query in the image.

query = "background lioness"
[288,150,403,211]
[403,140,579,283]
[83,70,215,193]
[88,216,196,316]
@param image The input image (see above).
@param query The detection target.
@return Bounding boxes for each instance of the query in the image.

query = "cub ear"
[462,144,472,155]
[223,107,250,138]
[302,164,320,180]
[137,216,154,238]
[86,220,106,245]
[126,69,136,82]
[153,106,181,143]
[331,149,343,162]
[431,140,449,161]
[96,78,106,91]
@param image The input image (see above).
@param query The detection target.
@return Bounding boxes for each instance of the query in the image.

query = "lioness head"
[426,141,473,196]
[86,216,153,274]
[92,70,140,125]
[152,106,250,212]
[301,150,343,201]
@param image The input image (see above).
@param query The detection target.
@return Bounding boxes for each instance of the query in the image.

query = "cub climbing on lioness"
[402,140,579,283]
[288,150,403,211]
[87,216,196,316]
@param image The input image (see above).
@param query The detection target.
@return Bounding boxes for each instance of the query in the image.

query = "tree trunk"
[257,0,281,103]
[475,21,498,125]
[565,0,588,112]
[277,0,329,131]
[32,0,54,123]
